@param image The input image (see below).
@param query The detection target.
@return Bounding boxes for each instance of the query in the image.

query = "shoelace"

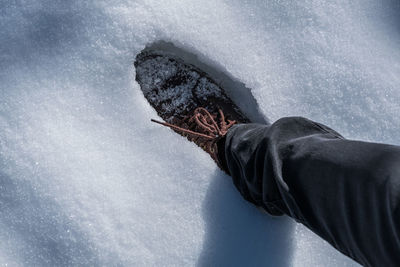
[151,107,236,140]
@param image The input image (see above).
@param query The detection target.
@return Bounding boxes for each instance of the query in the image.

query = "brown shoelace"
[151,107,236,140]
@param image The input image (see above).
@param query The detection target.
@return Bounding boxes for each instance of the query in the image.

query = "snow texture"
[1,0,400,266]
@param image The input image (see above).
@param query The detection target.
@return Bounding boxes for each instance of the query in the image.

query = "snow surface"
[1,0,400,266]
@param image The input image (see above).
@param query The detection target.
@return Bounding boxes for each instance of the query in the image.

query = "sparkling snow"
[1,0,400,266]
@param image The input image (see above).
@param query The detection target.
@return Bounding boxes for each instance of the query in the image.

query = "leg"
[222,117,400,266]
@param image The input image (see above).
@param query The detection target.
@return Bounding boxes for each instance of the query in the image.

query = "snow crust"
[1,0,400,266]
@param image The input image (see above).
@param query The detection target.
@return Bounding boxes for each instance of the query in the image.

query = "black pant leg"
[223,117,400,267]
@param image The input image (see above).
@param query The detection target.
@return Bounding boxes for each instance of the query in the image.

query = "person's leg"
[222,116,400,266]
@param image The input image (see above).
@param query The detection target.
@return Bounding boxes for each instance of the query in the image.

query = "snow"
[1,0,399,266]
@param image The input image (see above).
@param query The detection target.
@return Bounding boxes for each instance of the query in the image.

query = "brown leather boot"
[135,48,249,172]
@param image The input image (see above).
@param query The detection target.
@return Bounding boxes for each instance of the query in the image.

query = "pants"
[221,117,400,267]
